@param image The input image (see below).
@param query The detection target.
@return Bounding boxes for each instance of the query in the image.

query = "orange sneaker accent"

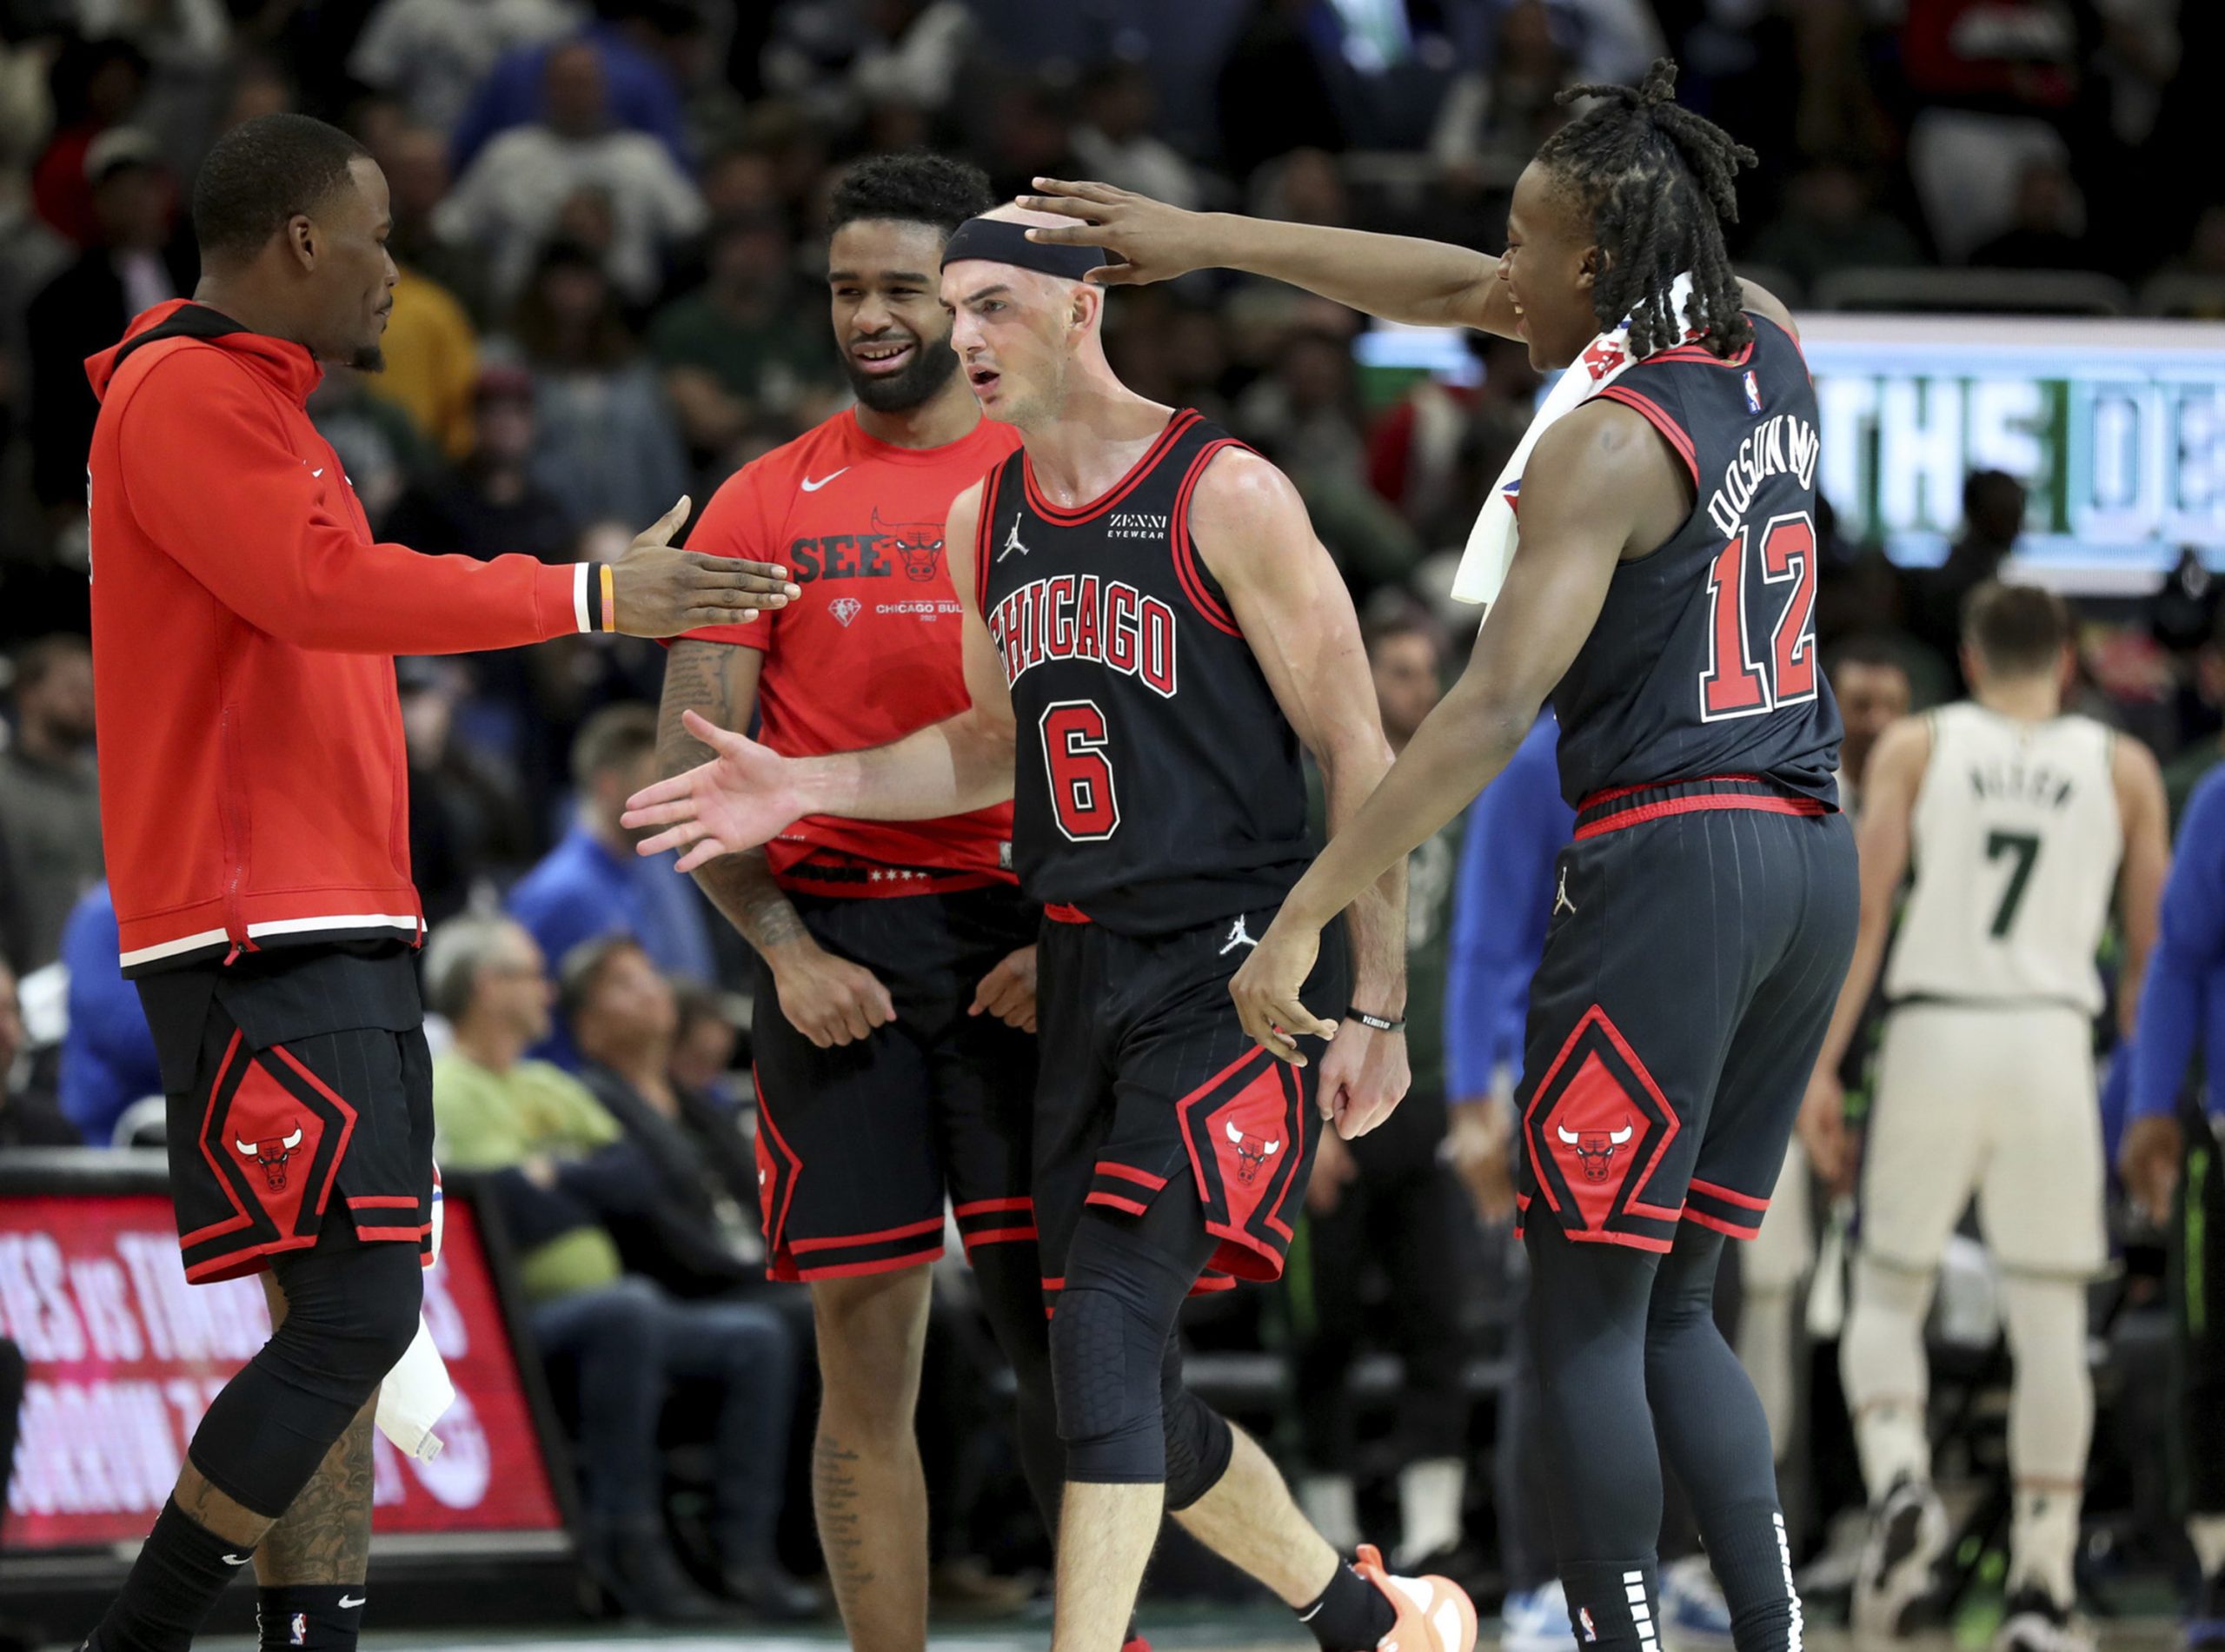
[1353,1543,1479,1652]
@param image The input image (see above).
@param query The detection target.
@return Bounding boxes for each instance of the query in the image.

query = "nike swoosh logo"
[800,468,848,492]
[310,468,323,478]
[337,1596,366,1609]
[222,1552,251,1565]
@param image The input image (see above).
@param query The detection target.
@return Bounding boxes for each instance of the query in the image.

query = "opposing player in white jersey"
[1800,582,2169,1652]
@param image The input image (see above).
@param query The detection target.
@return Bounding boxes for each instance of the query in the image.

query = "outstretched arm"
[626,484,1018,869]
[1190,449,1410,1135]
[1016,177,1520,336]
[1227,401,1667,1061]
[2110,732,2170,1043]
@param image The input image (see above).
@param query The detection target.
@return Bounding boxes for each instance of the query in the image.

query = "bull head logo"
[872,508,944,582]
[1224,1118,1283,1185]
[1557,1121,1634,1183]
[236,1125,305,1191]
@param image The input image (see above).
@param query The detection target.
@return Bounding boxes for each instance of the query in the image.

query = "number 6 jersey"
[972,408,1312,936]
[1549,313,1843,809]
[1883,703,2122,1016]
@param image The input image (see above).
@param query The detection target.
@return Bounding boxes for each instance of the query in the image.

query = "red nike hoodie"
[88,301,594,975]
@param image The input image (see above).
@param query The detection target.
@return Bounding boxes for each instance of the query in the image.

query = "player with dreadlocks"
[1026,59,1853,1652]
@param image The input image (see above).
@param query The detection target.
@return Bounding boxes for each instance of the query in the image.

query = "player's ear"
[1069,280,1101,337]
[1578,244,1604,293]
[287,211,318,271]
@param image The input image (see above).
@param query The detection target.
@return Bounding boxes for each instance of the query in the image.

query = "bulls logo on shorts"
[1523,1004,1684,1252]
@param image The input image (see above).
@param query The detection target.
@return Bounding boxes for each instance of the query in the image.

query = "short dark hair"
[11,633,90,699]
[1824,632,1911,680]
[1360,606,1445,664]
[557,932,646,1028]
[827,151,994,242]
[1963,581,2070,676]
[193,112,369,264]
[570,702,661,790]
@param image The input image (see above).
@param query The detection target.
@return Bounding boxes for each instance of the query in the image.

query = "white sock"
[1998,1274,2092,1606]
[2188,1514,2225,1578]
[1299,1473,1359,1553]
[1393,1457,1465,1569]
[1842,1256,1936,1500]
[2009,1488,2079,1606]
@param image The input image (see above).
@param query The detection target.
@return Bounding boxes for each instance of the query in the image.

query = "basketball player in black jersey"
[624,202,1479,1652]
[1023,59,1857,1652]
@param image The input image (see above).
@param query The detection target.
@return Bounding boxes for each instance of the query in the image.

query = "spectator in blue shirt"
[2123,765,2225,1637]
[507,704,718,1055]
[449,12,697,177]
[1444,710,1576,1652]
[56,881,163,1145]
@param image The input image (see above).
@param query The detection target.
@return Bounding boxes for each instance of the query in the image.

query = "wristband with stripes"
[574,563,620,634]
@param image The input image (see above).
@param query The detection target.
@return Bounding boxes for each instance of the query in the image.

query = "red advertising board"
[0,1192,565,1549]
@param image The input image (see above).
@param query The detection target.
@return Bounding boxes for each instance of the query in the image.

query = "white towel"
[376,1317,455,1461]
[375,1166,452,1462]
[1451,273,1698,614]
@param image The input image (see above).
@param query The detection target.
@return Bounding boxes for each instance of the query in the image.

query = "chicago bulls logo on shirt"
[870,508,944,581]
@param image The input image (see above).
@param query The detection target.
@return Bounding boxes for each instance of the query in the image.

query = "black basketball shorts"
[136,943,435,1285]
[1515,779,1858,1253]
[1033,901,1351,1301]
[749,883,1040,1282]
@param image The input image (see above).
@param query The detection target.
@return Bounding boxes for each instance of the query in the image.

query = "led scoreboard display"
[1784,315,2225,587]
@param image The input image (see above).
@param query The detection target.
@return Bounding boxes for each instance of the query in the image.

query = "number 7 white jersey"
[1882,702,2121,1015]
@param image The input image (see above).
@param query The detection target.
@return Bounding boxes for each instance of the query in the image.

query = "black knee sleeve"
[1049,1286,1168,1483]
[1159,1338,1232,1510]
[188,1238,423,1517]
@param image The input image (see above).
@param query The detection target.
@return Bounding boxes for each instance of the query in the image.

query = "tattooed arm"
[658,639,894,1048]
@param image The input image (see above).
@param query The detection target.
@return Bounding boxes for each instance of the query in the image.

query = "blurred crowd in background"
[0,0,2222,1624]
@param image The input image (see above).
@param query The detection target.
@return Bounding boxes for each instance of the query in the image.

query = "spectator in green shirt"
[425,916,816,1624]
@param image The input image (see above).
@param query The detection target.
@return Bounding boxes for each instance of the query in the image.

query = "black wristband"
[1349,1009,1405,1033]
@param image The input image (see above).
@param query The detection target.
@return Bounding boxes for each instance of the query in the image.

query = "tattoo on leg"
[255,1397,376,1587]
[814,1436,875,1593]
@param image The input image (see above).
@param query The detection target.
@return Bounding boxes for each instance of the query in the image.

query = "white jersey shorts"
[1858,1002,2103,1279]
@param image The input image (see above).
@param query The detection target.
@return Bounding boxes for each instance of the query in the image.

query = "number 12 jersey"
[972,409,1311,935]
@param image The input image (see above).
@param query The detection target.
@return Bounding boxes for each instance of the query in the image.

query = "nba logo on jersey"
[289,1613,309,1647]
[1580,1607,1599,1642]
[1742,369,1763,414]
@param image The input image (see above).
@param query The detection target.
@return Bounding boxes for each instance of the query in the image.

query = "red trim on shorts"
[1093,1162,1169,1191]
[347,1195,420,1210]
[795,1249,944,1282]
[1591,385,1697,485]
[954,1197,1034,1217]
[1169,439,1245,637]
[188,1030,256,1249]
[1554,1225,1676,1255]
[352,1223,433,1243]
[1580,773,1763,811]
[1045,902,1093,925]
[1689,1177,1770,1211]
[1086,1191,1150,1217]
[183,1235,318,1284]
[1574,793,1825,840]
[788,1215,947,1253]
[960,1225,1039,1248]
[1040,1276,1065,1291]
[751,1062,804,1264]
[1683,1209,1761,1241]
[1022,410,1200,524]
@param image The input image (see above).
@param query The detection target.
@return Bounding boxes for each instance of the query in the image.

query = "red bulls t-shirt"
[681,407,1023,893]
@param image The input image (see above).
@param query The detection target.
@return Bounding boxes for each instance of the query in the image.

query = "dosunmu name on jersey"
[1702,411,1820,541]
